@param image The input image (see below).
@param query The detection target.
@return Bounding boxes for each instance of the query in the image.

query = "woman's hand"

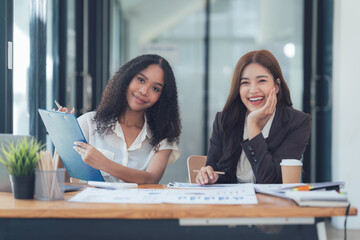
[53,106,75,114]
[195,165,219,185]
[73,141,109,171]
[247,88,277,139]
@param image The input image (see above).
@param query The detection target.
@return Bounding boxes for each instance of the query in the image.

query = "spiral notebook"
[38,109,104,181]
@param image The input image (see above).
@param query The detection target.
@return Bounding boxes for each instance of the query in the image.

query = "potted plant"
[0,137,43,199]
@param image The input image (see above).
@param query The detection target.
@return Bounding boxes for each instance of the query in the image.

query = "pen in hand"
[54,100,75,114]
[54,100,61,109]
[192,169,225,175]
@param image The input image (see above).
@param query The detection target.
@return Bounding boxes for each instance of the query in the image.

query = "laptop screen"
[0,134,32,192]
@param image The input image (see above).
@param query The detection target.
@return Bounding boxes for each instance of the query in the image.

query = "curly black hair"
[93,54,181,148]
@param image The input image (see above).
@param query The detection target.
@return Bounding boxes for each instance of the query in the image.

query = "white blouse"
[236,109,276,183]
[77,112,180,182]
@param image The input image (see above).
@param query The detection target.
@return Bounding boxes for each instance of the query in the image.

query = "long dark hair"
[93,54,181,148]
[220,49,292,163]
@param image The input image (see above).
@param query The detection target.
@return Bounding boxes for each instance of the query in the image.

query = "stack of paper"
[254,182,349,207]
[284,190,348,207]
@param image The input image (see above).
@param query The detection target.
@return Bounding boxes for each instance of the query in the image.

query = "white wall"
[332,0,360,229]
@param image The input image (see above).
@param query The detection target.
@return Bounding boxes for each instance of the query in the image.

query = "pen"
[54,100,61,109]
[192,170,225,175]
[55,100,75,114]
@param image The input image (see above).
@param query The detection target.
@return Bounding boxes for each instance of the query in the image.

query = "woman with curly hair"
[196,50,311,185]
[60,54,181,184]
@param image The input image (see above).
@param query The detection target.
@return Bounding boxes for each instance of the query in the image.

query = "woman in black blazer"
[196,50,311,184]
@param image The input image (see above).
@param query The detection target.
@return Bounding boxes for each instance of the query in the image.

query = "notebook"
[254,182,349,207]
[284,190,349,207]
[0,134,32,192]
[38,109,104,181]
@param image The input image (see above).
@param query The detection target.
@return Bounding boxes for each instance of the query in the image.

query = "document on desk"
[164,184,257,204]
[88,181,138,189]
[167,182,239,189]
[253,183,304,199]
[254,183,305,194]
[69,184,258,204]
[69,187,165,204]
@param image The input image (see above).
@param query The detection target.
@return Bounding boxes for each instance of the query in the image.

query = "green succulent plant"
[0,137,43,176]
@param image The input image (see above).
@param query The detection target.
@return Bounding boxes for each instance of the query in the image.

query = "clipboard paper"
[38,109,104,181]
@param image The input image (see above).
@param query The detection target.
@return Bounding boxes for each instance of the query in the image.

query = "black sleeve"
[241,112,312,183]
[206,112,232,183]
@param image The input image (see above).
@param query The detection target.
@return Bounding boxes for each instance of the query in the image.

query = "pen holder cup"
[34,169,65,201]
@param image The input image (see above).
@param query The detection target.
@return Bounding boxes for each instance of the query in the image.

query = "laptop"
[0,134,32,192]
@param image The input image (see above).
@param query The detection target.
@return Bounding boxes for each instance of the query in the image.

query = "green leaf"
[0,137,44,176]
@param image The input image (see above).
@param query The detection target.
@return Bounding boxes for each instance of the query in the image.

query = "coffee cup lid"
[280,159,303,166]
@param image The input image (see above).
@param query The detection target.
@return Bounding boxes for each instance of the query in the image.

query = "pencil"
[54,100,61,109]
[192,169,225,175]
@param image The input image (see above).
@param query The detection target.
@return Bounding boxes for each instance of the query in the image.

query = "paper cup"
[280,159,302,184]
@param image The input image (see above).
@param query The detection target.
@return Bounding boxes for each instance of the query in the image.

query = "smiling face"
[239,63,279,113]
[126,64,165,113]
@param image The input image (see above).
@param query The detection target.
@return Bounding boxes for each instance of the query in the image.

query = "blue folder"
[38,109,104,181]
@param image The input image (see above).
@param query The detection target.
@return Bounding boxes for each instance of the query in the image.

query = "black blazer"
[206,103,312,184]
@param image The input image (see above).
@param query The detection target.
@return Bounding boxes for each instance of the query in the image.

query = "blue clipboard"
[38,109,104,181]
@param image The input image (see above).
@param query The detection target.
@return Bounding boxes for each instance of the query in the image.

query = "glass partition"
[13,0,30,135]
[119,0,304,183]
[12,0,304,183]
[119,0,207,183]
[209,0,304,135]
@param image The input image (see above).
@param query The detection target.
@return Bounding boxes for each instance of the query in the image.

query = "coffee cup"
[280,159,302,184]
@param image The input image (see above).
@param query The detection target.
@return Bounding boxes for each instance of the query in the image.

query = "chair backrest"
[187,155,207,183]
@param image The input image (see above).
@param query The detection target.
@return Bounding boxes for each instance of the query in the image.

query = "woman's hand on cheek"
[247,88,277,138]
[248,88,277,123]
[73,141,108,171]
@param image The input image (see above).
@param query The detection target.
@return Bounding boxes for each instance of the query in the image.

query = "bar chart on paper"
[164,186,258,204]
[69,184,258,205]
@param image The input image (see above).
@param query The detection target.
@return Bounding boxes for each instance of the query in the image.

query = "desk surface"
[0,184,357,219]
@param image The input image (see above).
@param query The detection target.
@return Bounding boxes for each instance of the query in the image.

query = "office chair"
[187,155,207,183]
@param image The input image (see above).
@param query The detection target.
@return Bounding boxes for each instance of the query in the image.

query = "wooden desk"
[0,185,357,240]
